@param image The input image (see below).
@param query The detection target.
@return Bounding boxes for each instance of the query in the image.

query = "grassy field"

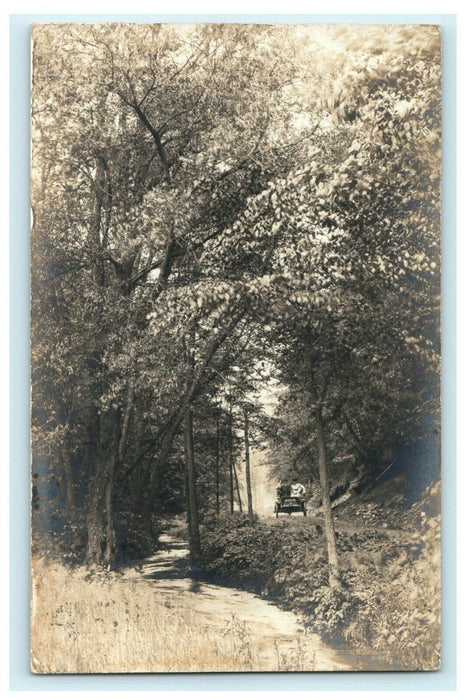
[31,556,318,673]
[31,558,248,672]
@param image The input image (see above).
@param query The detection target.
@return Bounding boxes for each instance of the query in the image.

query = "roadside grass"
[30,556,312,673]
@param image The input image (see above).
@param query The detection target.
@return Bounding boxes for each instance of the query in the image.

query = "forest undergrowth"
[199,480,441,671]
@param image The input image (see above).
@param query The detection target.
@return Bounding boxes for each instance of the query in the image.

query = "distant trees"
[31,23,441,581]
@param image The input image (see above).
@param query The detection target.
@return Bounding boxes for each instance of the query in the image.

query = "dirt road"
[125,533,351,672]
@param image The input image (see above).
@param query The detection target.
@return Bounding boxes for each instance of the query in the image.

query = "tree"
[243,408,253,522]
[31,23,313,564]
[234,25,441,586]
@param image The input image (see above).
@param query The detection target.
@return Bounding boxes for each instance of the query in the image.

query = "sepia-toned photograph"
[30,22,441,673]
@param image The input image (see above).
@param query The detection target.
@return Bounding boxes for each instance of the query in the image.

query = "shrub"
[114,509,163,563]
[201,514,283,592]
[200,515,327,597]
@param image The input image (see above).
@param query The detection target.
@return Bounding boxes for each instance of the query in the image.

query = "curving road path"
[125,533,352,672]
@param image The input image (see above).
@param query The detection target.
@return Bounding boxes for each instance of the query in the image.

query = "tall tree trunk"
[103,452,117,567]
[183,334,201,564]
[228,395,234,514]
[313,407,340,587]
[215,413,220,515]
[244,409,254,522]
[85,446,117,568]
[85,447,105,566]
[308,357,341,588]
[85,160,113,567]
[84,359,107,565]
[61,444,83,552]
[118,380,135,464]
[233,461,243,513]
[184,406,201,564]
[61,446,74,512]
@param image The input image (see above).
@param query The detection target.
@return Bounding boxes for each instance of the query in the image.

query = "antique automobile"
[274,495,307,517]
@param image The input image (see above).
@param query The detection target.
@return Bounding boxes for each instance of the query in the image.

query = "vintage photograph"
[30,22,441,673]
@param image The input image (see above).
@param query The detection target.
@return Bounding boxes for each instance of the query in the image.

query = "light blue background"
[10,12,457,691]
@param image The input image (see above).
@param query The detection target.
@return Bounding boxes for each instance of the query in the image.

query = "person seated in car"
[291,478,306,501]
[276,479,291,503]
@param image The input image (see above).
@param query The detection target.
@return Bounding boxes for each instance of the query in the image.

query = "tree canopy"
[31,23,441,572]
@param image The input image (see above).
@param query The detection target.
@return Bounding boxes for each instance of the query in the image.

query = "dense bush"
[32,504,163,567]
[200,514,327,595]
[201,515,286,592]
[345,512,441,669]
[114,510,163,563]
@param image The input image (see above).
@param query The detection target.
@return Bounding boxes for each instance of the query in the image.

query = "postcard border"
[10,11,457,691]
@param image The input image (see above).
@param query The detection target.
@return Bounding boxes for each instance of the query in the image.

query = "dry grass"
[31,556,311,673]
